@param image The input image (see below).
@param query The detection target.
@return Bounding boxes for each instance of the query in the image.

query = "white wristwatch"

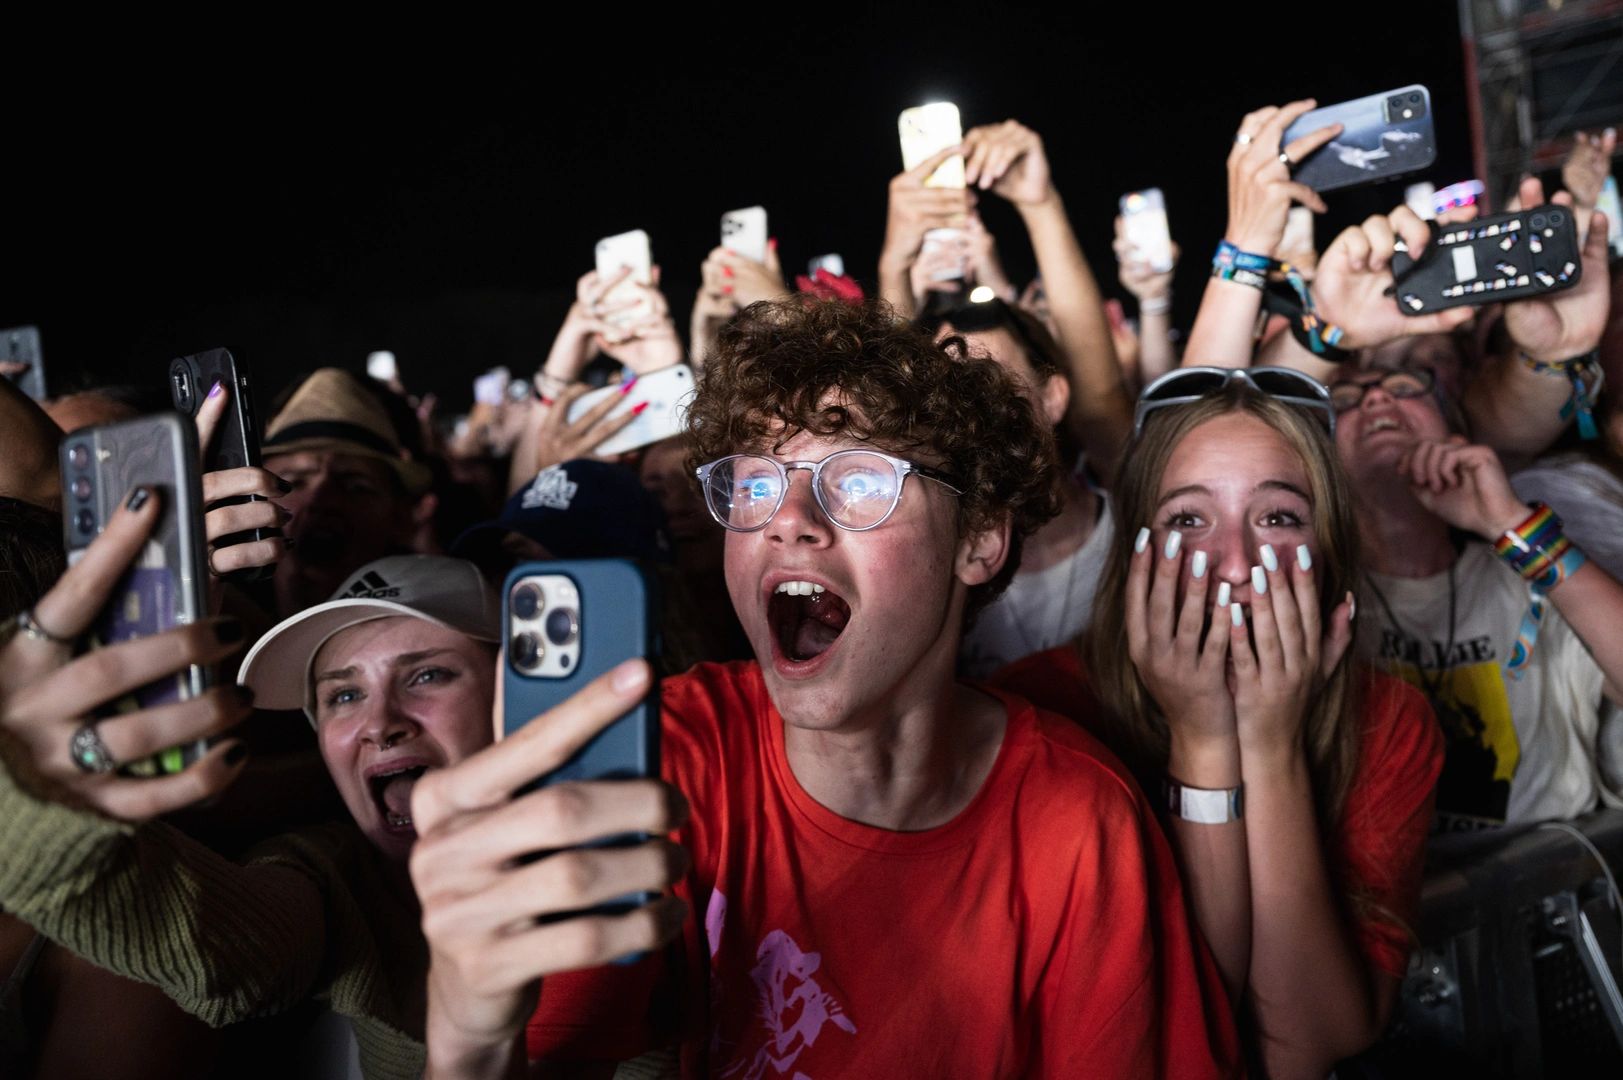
[1164,778,1245,824]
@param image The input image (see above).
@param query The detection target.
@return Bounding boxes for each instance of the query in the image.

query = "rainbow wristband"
[1213,240,1272,274]
[1494,502,1572,581]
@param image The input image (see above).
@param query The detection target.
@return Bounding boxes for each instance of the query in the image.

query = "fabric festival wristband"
[1212,265,1267,290]
[1164,778,1244,824]
[1516,349,1603,440]
[1494,502,1571,580]
[1505,544,1588,680]
[1213,240,1272,274]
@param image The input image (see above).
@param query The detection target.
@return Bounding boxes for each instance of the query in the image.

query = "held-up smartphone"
[594,229,654,328]
[473,367,511,407]
[170,348,277,583]
[366,350,399,383]
[1597,176,1623,259]
[1119,188,1174,273]
[1282,85,1438,193]
[60,413,212,776]
[1389,204,1582,314]
[565,363,695,457]
[720,206,768,264]
[900,102,966,283]
[2,325,46,401]
[503,560,660,918]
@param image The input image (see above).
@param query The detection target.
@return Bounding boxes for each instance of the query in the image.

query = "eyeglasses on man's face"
[694,449,964,533]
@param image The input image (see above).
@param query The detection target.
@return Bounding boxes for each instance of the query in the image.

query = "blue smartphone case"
[1283,85,1437,193]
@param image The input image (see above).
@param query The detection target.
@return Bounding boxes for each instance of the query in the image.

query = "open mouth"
[368,763,430,830]
[768,580,851,664]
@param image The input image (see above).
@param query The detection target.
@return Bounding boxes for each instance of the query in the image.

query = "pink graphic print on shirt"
[710,890,857,1079]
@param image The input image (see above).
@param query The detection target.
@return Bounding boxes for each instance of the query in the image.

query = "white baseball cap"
[239,555,501,719]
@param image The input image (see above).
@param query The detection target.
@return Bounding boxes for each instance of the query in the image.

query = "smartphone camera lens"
[68,444,90,469]
[71,476,92,501]
[1409,93,1420,104]
[545,607,579,647]
[511,584,542,621]
[1549,210,1564,226]
[512,632,542,670]
[1531,213,1547,230]
[74,509,95,535]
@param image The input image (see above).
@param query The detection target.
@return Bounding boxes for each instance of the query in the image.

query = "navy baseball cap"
[452,459,672,564]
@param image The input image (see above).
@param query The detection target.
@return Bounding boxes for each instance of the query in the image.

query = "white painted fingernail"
[1260,543,1279,572]
[1134,527,1150,554]
[1216,581,1231,608]
[1251,565,1268,595]
[1348,592,1357,620]
[1191,550,1208,579]
[1163,530,1183,560]
[1297,544,1313,572]
[1231,602,1245,627]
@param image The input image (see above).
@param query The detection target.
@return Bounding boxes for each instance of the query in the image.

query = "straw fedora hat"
[263,368,432,494]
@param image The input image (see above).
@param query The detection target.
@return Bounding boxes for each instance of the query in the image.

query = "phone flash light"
[1124,193,1146,212]
[969,285,997,303]
[1402,108,1414,119]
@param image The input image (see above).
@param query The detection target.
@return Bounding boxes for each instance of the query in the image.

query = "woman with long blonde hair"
[996,367,1443,1078]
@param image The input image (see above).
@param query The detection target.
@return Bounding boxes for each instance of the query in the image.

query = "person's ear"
[1039,372,1070,428]
[956,513,1012,587]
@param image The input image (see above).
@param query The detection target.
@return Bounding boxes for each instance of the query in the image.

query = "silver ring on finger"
[1234,132,1255,146]
[70,723,118,775]
[15,608,73,647]
[1279,151,1293,166]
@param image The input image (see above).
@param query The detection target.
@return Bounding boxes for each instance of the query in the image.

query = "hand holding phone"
[594,230,655,328]
[1225,99,1336,256]
[410,655,686,1070]
[565,364,694,459]
[720,206,768,264]
[1496,176,1613,365]
[1281,85,1437,193]
[892,103,969,285]
[2,487,249,819]
[2,326,46,401]
[1120,189,1175,273]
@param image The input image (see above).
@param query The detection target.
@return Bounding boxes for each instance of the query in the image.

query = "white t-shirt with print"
[1361,542,1620,828]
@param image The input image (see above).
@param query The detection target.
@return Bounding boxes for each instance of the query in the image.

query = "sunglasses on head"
[918,296,1053,367]
[1133,366,1335,438]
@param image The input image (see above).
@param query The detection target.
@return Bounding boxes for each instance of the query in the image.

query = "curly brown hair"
[685,299,1059,620]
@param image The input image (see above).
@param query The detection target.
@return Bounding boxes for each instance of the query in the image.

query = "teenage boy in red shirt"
[410,301,1240,1079]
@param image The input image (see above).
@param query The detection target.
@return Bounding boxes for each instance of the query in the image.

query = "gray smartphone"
[2,326,45,401]
[1282,85,1438,193]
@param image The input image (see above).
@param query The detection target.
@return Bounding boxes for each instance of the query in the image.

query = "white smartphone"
[366,350,398,382]
[594,229,654,327]
[474,367,510,407]
[1119,188,1174,273]
[565,363,695,457]
[807,253,845,278]
[899,102,964,188]
[721,206,768,264]
[1405,181,1438,221]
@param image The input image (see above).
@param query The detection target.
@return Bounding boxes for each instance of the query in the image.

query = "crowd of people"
[0,92,1619,1080]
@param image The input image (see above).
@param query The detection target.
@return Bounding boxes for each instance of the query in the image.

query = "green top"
[0,761,427,1080]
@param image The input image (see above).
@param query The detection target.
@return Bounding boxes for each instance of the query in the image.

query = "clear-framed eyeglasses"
[694,449,965,533]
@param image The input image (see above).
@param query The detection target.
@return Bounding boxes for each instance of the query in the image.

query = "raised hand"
[1113,215,1178,305]
[880,145,973,270]
[192,380,292,580]
[527,381,644,472]
[962,120,1053,206]
[702,240,788,310]
[1225,100,1340,256]
[1312,204,1475,349]
[0,489,249,820]
[411,659,687,1078]
[1501,176,1612,364]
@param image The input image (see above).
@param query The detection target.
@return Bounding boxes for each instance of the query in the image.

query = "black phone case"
[1389,205,1582,315]
[1282,85,1437,193]
[60,413,213,776]
[169,347,277,582]
[2,325,46,401]
[503,560,661,920]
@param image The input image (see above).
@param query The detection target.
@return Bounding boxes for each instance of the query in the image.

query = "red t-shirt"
[991,647,1443,979]
[528,660,1241,1078]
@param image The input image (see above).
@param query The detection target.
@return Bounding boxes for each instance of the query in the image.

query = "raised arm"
[962,119,1135,475]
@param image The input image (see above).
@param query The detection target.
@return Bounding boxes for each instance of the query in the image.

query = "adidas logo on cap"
[342,570,402,600]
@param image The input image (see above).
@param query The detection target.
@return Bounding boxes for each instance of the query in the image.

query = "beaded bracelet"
[1516,349,1603,440]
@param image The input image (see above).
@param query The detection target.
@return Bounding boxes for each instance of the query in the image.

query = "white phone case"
[594,229,654,326]
[1120,188,1174,273]
[721,206,769,264]
[565,364,695,457]
[898,102,965,189]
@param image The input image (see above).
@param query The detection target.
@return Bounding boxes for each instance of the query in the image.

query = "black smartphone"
[503,560,660,917]
[1389,204,1582,315]
[60,413,213,776]
[1282,85,1438,193]
[2,325,45,401]
[169,347,278,582]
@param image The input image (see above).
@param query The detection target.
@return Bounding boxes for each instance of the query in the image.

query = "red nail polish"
[632,401,650,415]
[768,237,778,251]
[722,266,734,277]
[619,375,639,396]
[722,285,733,294]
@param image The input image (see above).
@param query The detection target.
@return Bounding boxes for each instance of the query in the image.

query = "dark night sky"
[3,8,1474,413]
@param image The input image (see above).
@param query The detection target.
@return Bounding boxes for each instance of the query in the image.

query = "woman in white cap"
[0,490,684,1079]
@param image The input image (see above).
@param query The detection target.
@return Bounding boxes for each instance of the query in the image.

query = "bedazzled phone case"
[1388,205,1582,315]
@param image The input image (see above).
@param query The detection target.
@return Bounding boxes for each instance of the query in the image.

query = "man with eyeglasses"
[436,299,1238,1078]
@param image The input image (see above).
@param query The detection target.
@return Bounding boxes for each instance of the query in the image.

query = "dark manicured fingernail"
[125,487,152,512]
[206,380,224,400]
[235,684,256,705]
[279,506,293,522]
[275,476,293,493]
[224,742,249,766]
[214,619,245,644]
